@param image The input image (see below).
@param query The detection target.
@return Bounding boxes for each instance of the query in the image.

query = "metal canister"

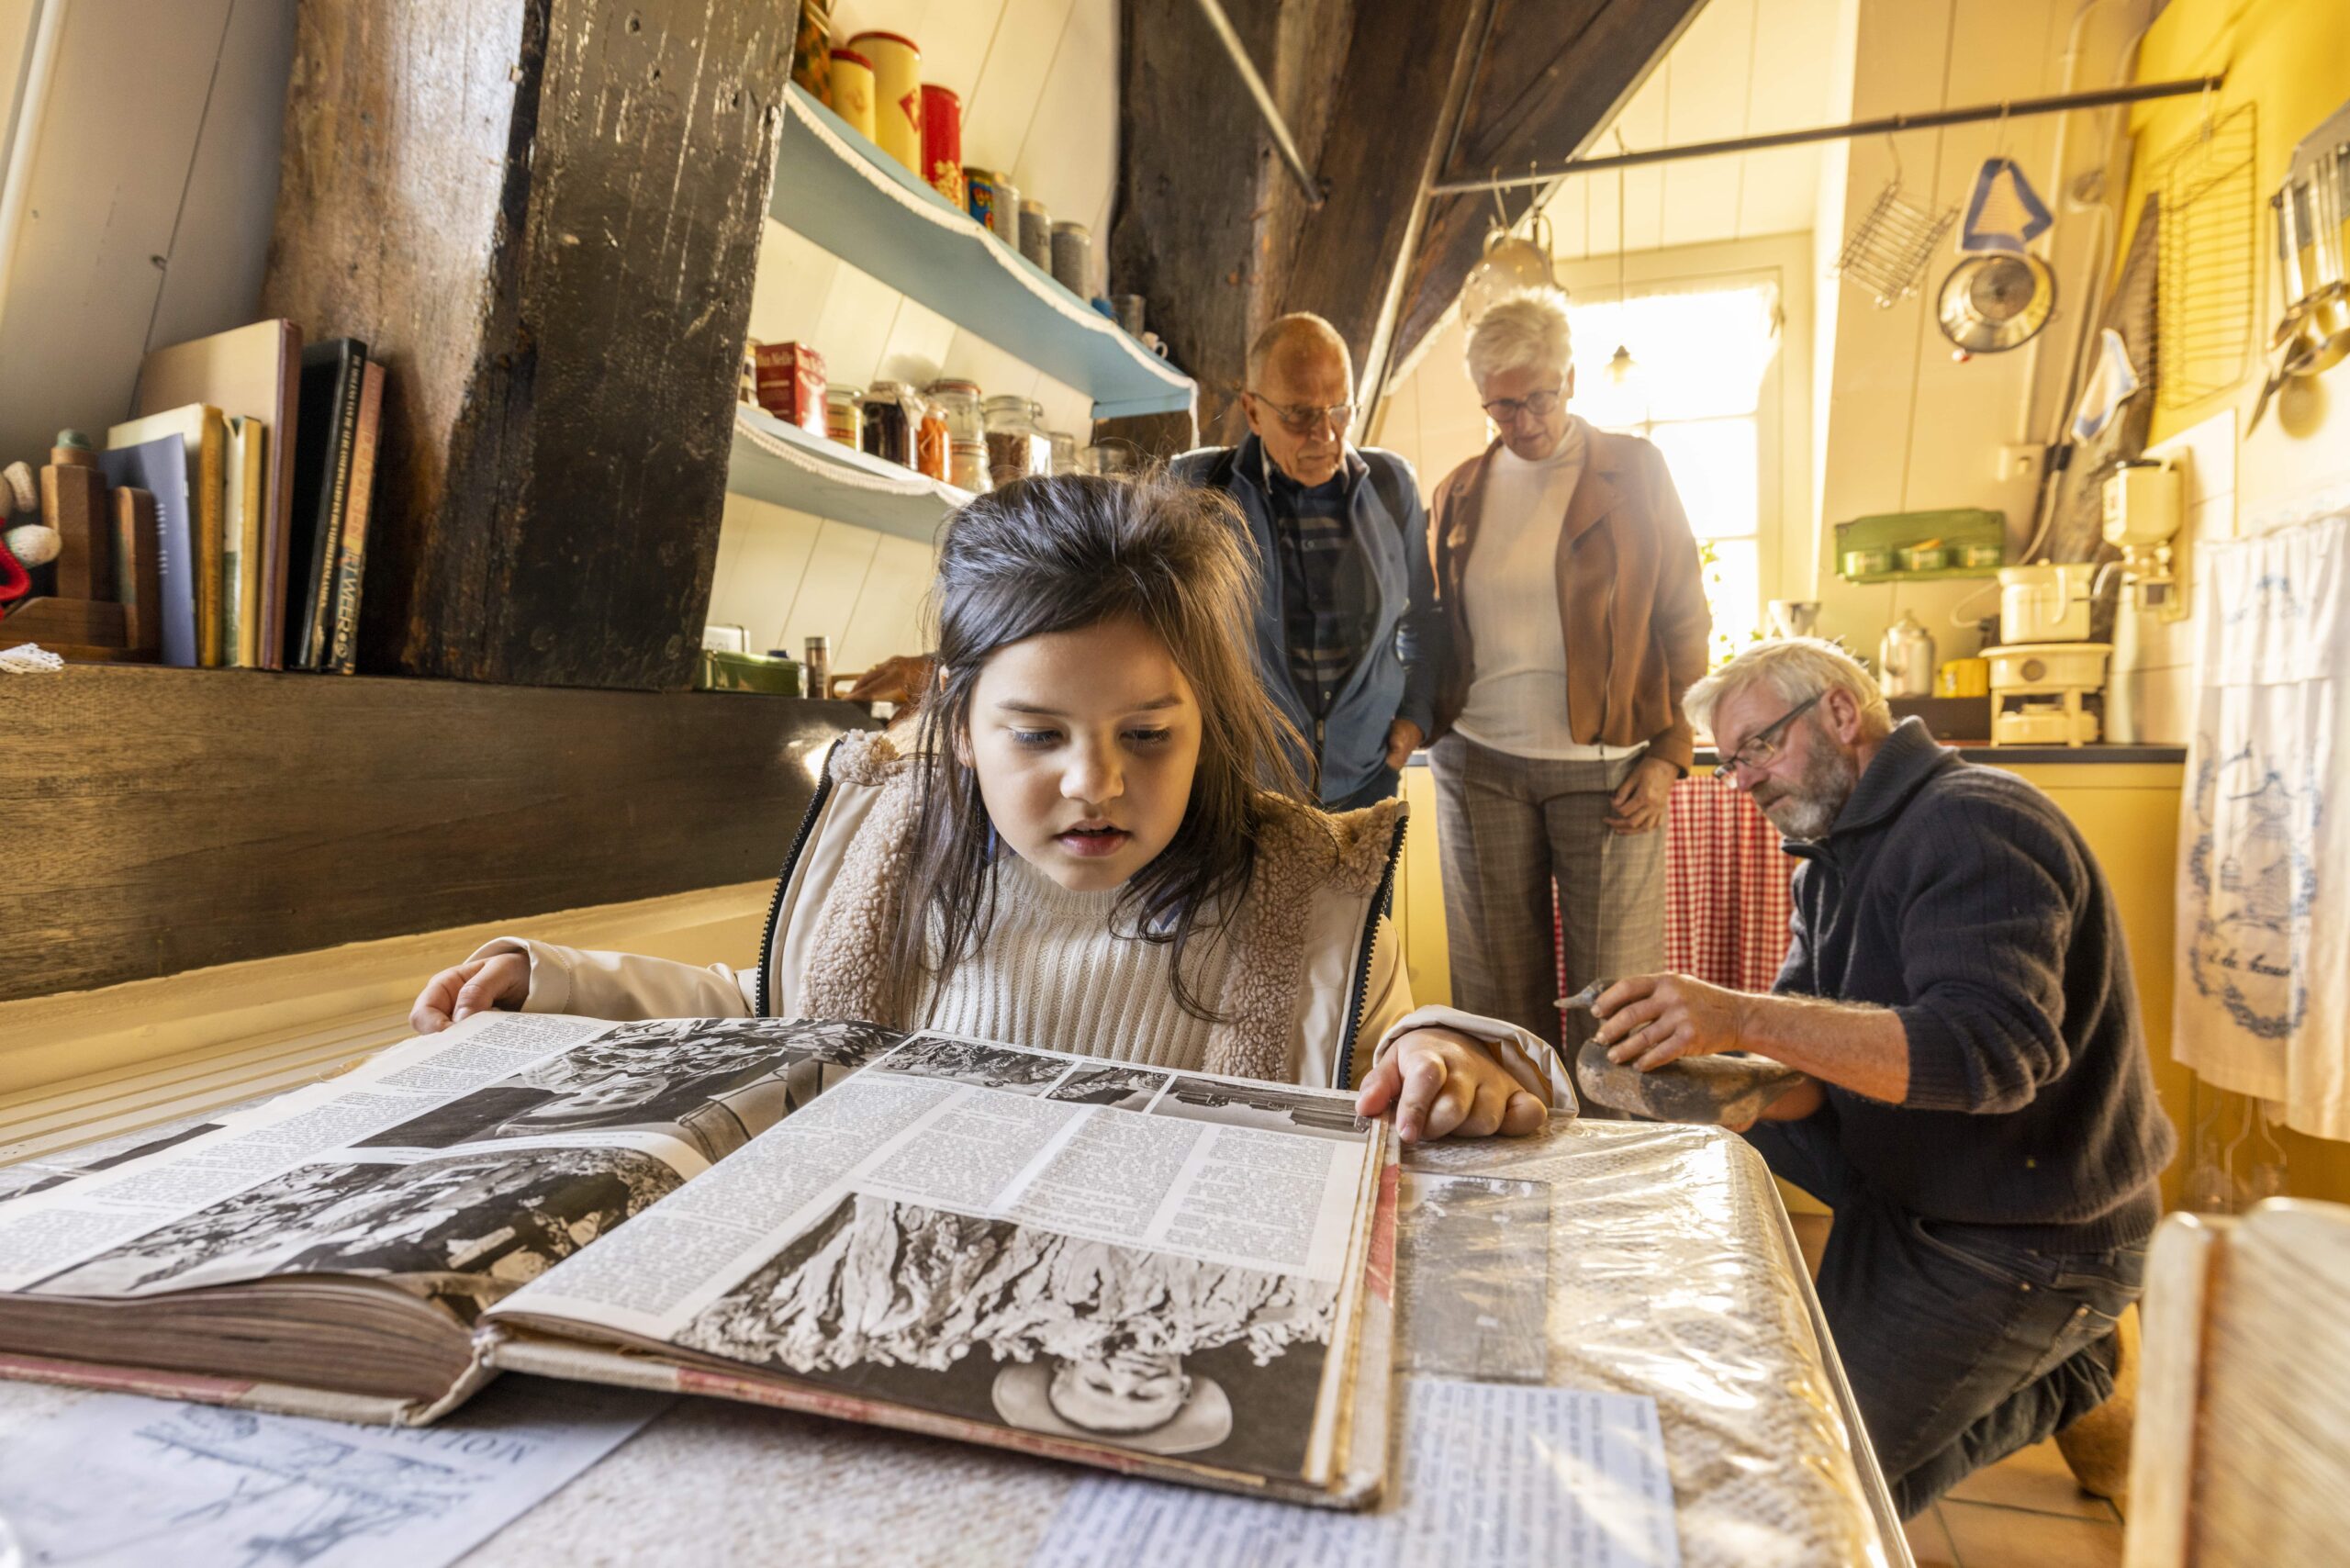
[1017,200,1053,270]
[920,84,963,207]
[825,383,865,448]
[986,174,1021,243]
[803,636,834,702]
[965,167,1004,235]
[846,30,922,174]
[1112,294,1146,336]
[790,0,833,101]
[1050,220,1091,297]
[825,47,875,140]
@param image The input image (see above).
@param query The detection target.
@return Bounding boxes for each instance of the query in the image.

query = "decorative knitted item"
[785,730,1404,1078]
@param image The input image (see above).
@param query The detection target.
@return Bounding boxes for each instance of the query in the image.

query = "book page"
[491,1030,1382,1487]
[0,1014,901,1327]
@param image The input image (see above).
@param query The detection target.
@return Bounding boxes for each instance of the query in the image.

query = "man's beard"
[1752,741,1859,841]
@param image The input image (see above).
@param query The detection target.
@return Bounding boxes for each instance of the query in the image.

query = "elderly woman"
[1425,288,1710,1065]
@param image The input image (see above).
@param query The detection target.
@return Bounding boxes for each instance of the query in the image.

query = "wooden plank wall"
[2,669,874,1003]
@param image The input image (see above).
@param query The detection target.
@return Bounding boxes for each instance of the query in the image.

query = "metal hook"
[1885,129,1904,191]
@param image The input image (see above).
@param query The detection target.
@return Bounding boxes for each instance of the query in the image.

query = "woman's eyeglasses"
[1711,692,1824,780]
[1247,391,1355,434]
[1480,387,1563,422]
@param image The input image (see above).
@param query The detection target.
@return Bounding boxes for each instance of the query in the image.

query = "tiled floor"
[1783,1212,2127,1567]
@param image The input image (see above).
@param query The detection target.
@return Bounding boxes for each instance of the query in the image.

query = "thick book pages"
[105,407,226,665]
[0,1015,1393,1505]
[134,320,300,668]
[225,418,268,666]
[285,339,366,669]
[323,360,385,674]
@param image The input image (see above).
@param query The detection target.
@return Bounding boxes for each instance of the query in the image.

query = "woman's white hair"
[1464,288,1573,386]
[1684,637,1892,740]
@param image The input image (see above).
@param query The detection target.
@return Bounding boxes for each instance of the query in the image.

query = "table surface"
[0,1118,1905,1568]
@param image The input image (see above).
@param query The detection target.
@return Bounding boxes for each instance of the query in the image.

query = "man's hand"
[1593,973,1751,1071]
[410,954,530,1036]
[1606,755,1678,834]
[1383,718,1426,771]
[845,653,936,709]
[1355,1026,1547,1142]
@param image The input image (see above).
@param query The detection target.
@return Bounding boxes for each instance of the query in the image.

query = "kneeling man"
[1589,638,2174,1518]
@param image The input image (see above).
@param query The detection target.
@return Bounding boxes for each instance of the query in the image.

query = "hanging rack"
[1426,76,2225,196]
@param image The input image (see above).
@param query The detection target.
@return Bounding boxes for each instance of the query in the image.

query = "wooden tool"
[112,487,162,653]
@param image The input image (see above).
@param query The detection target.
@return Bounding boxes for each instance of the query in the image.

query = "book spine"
[301,362,364,669]
[325,364,384,674]
[196,414,226,667]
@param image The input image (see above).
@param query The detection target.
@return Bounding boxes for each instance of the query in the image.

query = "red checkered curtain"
[1665,777,1798,992]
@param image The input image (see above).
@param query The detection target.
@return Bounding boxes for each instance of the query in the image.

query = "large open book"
[0,1015,1396,1505]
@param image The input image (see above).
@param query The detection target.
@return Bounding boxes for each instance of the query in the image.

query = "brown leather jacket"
[1428,429,1711,772]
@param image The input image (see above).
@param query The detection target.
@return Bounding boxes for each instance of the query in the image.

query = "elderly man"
[1425,287,1708,1060]
[1589,638,2175,1518]
[1171,314,1442,809]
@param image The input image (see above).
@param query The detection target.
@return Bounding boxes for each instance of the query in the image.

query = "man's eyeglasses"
[1481,387,1563,423]
[1711,692,1824,780]
[1247,391,1355,434]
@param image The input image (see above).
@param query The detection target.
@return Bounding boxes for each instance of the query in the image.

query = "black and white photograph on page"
[1148,1075,1374,1145]
[29,1147,680,1320]
[1043,1064,1173,1111]
[672,1192,1339,1476]
[870,1035,1071,1095]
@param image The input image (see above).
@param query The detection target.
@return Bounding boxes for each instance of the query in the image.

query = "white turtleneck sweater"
[917,853,1236,1070]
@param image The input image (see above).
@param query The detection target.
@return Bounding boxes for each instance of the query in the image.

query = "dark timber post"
[262,0,794,689]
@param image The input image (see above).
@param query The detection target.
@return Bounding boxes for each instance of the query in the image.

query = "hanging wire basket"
[1834,182,1958,308]
[2153,103,2259,409]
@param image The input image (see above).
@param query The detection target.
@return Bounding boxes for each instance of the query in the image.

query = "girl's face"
[965,614,1203,892]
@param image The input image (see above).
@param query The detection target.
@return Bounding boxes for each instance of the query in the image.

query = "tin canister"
[1017,199,1053,269]
[826,48,874,140]
[847,31,922,174]
[985,174,1021,243]
[1050,220,1091,297]
[790,0,833,101]
[921,84,963,207]
[966,167,1005,234]
[825,384,865,448]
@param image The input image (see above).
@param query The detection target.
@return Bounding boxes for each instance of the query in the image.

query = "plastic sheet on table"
[1394,1172,1552,1384]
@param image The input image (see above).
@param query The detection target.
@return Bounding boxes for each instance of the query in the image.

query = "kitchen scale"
[1988,642,2111,745]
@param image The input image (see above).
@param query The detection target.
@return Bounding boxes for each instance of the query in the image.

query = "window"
[1562,282,1781,666]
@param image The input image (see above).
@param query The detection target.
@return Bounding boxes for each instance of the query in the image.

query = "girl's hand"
[1355,1026,1547,1143]
[409,954,529,1035]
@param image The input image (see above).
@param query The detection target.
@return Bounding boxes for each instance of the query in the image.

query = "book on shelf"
[285,339,367,670]
[135,319,303,669]
[224,418,268,667]
[0,1015,1395,1506]
[321,359,385,675]
[93,433,196,668]
[105,407,226,666]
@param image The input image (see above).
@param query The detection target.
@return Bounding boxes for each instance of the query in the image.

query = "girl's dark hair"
[886,471,1315,1026]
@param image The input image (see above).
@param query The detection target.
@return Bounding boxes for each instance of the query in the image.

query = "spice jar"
[1050,221,1091,297]
[983,394,1046,488]
[862,381,915,468]
[826,384,865,448]
[915,395,950,481]
[950,439,990,494]
[1017,200,1053,270]
[923,378,984,442]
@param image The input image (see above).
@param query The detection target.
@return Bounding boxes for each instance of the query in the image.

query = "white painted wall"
[707,0,1123,669]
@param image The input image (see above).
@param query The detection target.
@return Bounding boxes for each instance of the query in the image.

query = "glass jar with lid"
[982,394,1045,488]
[825,384,865,448]
[914,394,950,481]
[1046,430,1078,476]
[949,439,990,494]
[924,378,984,442]
[862,381,915,468]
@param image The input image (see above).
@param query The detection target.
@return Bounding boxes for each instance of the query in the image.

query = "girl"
[410,475,1569,1142]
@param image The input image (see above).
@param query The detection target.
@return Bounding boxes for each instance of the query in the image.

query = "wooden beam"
[0,668,873,1003]
[261,0,793,689]
[1387,0,1708,375]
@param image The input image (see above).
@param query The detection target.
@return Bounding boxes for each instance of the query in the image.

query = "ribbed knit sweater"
[918,854,1235,1069]
[1774,719,2177,1250]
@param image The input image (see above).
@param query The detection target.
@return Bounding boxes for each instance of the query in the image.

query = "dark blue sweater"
[1773,720,2177,1250]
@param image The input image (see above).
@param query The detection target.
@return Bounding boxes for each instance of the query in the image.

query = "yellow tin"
[826,48,875,140]
[847,30,922,175]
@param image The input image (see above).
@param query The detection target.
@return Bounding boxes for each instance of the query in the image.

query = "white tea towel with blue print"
[2174,505,2350,1138]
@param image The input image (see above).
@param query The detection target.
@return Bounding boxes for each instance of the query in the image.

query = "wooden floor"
[1785,1212,2128,1568]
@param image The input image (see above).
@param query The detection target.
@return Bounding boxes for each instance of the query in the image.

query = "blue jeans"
[1750,1116,2145,1518]
[1324,765,1401,812]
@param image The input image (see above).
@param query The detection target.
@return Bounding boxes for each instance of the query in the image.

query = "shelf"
[1841,566,2003,584]
[728,403,969,543]
[769,85,1194,420]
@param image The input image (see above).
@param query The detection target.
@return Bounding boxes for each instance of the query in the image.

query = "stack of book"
[101,321,385,671]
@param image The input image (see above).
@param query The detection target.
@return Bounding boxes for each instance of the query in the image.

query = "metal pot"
[1878,611,1936,698]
